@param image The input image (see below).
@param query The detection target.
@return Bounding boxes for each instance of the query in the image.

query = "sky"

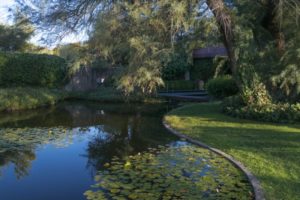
[0,0,86,48]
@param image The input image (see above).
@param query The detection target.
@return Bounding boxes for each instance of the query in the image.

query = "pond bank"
[0,87,162,112]
[163,120,264,200]
[0,87,67,112]
[164,102,300,200]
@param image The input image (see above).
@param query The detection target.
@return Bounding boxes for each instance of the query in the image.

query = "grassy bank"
[69,87,127,103]
[0,87,163,112]
[0,87,67,112]
[69,87,163,103]
[165,103,300,200]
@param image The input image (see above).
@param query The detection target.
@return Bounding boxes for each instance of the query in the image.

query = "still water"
[0,101,177,200]
[0,101,252,200]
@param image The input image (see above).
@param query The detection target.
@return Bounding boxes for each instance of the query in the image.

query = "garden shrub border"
[222,95,300,123]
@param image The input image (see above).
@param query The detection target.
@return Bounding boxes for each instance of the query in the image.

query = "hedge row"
[0,52,67,88]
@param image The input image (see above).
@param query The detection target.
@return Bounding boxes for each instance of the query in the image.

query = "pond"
[0,101,253,200]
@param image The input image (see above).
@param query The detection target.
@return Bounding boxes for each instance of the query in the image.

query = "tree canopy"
[15,0,300,101]
[0,16,33,51]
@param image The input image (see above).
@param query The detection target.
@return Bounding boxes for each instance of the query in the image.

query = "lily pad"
[85,145,253,200]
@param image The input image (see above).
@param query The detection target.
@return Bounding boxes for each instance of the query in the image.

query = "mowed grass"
[165,103,300,200]
[0,87,66,112]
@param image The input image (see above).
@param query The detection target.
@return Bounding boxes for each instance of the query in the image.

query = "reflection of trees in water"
[0,127,74,179]
[86,113,176,172]
[0,102,176,179]
[0,150,35,179]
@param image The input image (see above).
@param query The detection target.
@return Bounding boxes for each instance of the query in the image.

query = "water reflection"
[0,127,76,179]
[0,101,177,180]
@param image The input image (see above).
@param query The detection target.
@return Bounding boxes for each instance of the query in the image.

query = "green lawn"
[0,87,66,112]
[165,102,300,200]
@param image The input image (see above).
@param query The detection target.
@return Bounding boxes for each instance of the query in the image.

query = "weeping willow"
[89,1,212,96]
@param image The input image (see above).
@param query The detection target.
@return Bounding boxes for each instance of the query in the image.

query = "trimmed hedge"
[0,52,67,88]
[206,75,239,99]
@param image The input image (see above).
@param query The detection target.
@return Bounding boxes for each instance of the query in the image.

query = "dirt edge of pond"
[162,119,265,200]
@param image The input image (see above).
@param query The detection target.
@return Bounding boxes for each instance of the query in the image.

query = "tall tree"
[0,17,33,51]
[206,0,237,78]
[15,0,300,100]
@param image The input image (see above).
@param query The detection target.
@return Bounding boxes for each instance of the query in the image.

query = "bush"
[222,96,300,123]
[161,80,196,91]
[0,52,67,88]
[206,75,239,99]
[162,53,190,80]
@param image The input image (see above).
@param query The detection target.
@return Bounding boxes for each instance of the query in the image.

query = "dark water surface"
[0,101,253,200]
[0,101,177,200]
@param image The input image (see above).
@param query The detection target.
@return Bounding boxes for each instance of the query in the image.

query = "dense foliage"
[14,0,300,101]
[162,53,190,81]
[17,0,222,95]
[222,95,300,123]
[0,52,67,88]
[0,17,33,52]
[206,75,239,99]
[55,43,95,75]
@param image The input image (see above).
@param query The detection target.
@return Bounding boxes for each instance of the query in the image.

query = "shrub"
[206,75,239,99]
[162,53,190,80]
[0,52,67,88]
[222,96,300,123]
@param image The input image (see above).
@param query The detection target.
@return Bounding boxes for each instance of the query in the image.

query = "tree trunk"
[262,0,285,55]
[206,0,238,79]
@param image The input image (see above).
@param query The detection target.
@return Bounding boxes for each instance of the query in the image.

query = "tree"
[15,0,300,101]
[206,0,237,78]
[0,20,33,51]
